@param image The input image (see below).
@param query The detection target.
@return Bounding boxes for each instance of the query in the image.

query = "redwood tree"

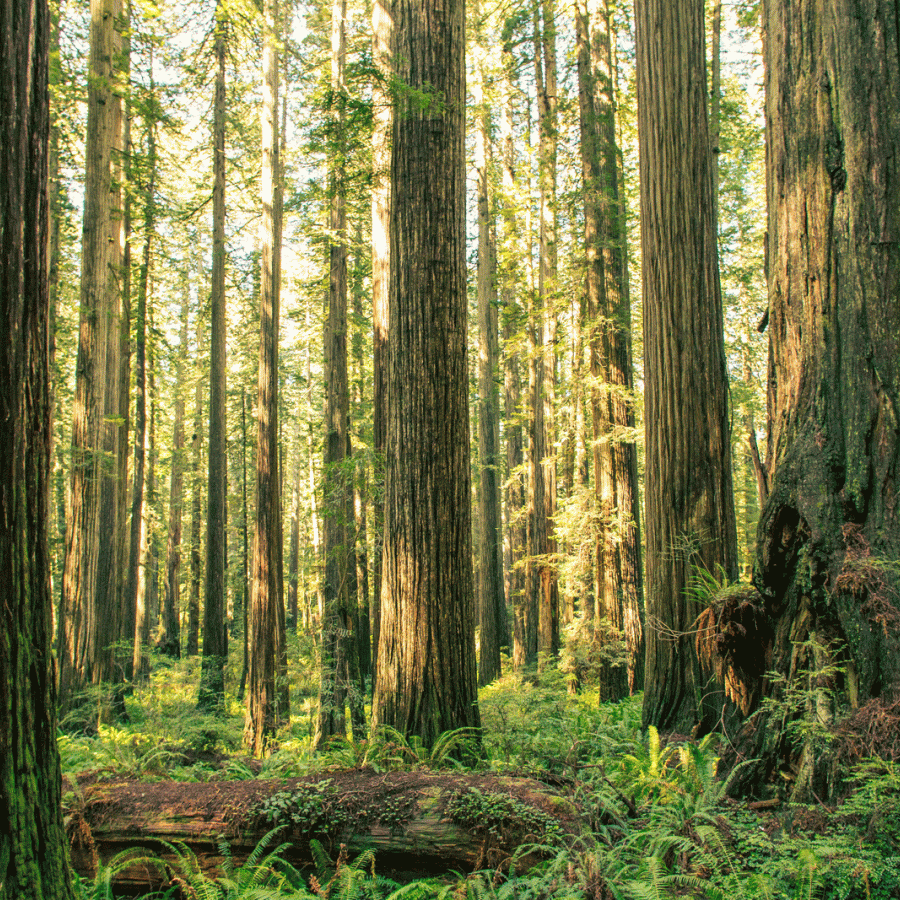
[726,0,900,801]
[372,0,481,746]
[635,0,738,733]
[0,0,76,885]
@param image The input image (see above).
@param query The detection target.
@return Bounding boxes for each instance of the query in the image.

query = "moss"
[444,788,562,846]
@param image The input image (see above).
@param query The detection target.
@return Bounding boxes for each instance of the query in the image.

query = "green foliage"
[444,788,563,846]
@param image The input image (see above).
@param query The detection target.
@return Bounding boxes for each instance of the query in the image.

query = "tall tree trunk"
[473,27,506,686]
[200,0,229,710]
[370,0,391,696]
[246,0,288,754]
[138,305,159,678]
[316,0,365,747]
[372,0,481,748]
[0,0,76,885]
[125,96,157,674]
[636,0,738,734]
[726,0,900,802]
[187,318,203,658]
[532,0,560,663]
[352,239,372,686]
[499,55,532,673]
[58,0,126,726]
[287,408,302,633]
[575,0,644,699]
[238,390,251,700]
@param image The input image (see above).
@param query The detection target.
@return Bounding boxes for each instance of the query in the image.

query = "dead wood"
[66,768,582,894]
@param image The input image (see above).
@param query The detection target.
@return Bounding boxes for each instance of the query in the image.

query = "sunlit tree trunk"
[372,0,482,747]
[370,0,391,694]
[125,97,157,673]
[58,0,126,725]
[575,0,644,699]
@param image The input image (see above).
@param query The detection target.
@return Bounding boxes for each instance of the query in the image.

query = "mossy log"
[66,769,582,894]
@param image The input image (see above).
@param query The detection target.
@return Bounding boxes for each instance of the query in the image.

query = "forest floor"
[58,646,900,899]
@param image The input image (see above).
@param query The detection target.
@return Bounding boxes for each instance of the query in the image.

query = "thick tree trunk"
[636,0,738,734]
[724,0,900,802]
[372,0,481,746]
[200,0,229,710]
[68,772,581,893]
[0,0,76,888]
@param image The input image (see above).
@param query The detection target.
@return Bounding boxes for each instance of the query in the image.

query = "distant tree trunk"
[372,0,481,747]
[187,324,203,658]
[238,391,251,700]
[287,409,302,633]
[351,242,372,685]
[370,0,391,695]
[316,0,364,747]
[160,296,188,660]
[57,0,126,726]
[575,0,644,699]
[200,0,229,711]
[472,25,506,687]
[636,0,738,734]
[499,55,531,673]
[0,0,76,886]
[124,103,157,674]
[246,0,288,754]
[138,309,159,677]
[725,0,900,802]
[532,0,560,663]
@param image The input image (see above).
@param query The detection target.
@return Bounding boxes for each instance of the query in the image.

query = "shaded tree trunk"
[372,0,481,747]
[726,0,900,802]
[635,0,738,733]
[316,0,365,748]
[0,0,76,885]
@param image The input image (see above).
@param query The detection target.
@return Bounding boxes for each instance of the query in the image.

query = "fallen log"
[66,768,582,894]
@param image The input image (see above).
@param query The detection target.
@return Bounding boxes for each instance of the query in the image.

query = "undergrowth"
[62,650,900,900]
